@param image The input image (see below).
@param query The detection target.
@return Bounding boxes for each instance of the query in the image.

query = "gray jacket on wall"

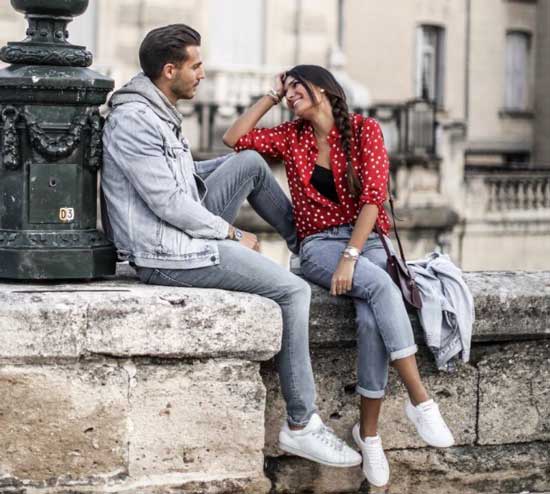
[408,252,475,370]
[102,73,230,269]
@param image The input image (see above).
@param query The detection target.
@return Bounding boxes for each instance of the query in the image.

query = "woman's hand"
[330,256,356,296]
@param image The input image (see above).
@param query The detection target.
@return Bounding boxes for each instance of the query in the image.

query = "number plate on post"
[59,208,75,222]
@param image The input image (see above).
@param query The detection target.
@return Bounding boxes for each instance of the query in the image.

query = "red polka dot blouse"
[234,114,391,241]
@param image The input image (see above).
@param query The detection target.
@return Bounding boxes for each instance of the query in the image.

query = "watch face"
[235,229,243,240]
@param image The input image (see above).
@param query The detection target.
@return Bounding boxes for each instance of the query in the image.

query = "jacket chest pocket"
[165,144,188,189]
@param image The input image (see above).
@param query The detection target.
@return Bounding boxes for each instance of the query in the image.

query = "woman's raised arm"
[222,73,285,148]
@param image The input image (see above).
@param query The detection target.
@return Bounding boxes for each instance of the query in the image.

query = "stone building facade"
[1,0,549,270]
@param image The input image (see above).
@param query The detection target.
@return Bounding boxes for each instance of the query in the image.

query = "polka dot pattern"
[234,115,391,240]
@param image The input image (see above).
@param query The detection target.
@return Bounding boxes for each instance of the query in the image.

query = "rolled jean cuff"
[287,409,316,427]
[390,344,418,362]
[356,384,385,399]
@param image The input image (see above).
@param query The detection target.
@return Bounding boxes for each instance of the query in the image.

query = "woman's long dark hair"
[285,65,361,197]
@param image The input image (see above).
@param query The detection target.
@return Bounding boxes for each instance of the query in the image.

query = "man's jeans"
[136,150,317,426]
[299,225,418,399]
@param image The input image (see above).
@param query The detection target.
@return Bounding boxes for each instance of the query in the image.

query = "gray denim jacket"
[102,73,230,269]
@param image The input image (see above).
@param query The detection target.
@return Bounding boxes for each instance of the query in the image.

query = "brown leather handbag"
[375,189,423,310]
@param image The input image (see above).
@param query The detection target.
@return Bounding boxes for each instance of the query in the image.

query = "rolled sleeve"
[234,121,294,159]
[358,118,389,209]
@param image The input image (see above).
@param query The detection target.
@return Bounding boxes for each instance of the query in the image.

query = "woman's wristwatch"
[342,246,360,262]
[266,88,282,105]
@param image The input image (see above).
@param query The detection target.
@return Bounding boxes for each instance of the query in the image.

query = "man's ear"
[162,63,177,81]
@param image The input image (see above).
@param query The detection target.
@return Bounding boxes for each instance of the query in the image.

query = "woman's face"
[283,76,324,118]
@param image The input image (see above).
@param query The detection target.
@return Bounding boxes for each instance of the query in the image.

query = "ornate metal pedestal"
[0,0,116,279]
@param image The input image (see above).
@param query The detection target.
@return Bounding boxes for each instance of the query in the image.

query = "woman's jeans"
[136,151,316,426]
[299,225,418,399]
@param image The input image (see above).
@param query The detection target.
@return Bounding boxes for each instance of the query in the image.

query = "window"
[208,0,265,66]
[416,25,445,107]
[505,31,532,111]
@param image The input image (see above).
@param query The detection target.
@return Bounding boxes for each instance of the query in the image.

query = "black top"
[310,165,339,203]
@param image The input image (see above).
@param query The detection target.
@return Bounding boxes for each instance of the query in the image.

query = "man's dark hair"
[139,24,201,80]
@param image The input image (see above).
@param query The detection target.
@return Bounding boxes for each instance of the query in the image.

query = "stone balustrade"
[0,266,549,493]
[465,170,550,218]
[485,172,550,212]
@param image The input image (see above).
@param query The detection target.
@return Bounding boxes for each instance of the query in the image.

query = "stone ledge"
[308,271,550,347]
[266,442,550,494]
[0,265,282,362]
[1,268,548,363]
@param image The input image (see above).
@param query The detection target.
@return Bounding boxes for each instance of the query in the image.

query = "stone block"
[128,360,268,484]
[0,363,128,485]
[306,272,550,349]
[0,475,271,494]
[464,271,550,341]
[263,347,477,456]
[267,443,550,493]
[387,443,550,494]
[478,341,550,445]
[0,290,87,360]
[0,281,282,362]
[85,287,282,361]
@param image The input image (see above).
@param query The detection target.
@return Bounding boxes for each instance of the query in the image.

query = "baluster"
[544,178,550,208]
[488,179,497,212]
[498,180,506,210]
[525,179,537,211]
[508,180,518,210]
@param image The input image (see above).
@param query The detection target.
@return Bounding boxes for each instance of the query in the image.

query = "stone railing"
[465,169,550,218]
[180,99,437,162]
[460,168,550,270]
[0,267,548,493]
[484,172,550,212]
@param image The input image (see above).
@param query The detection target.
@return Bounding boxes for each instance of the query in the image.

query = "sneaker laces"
[417,402,443,429]
[312,424,345,451]
[364,438,386,467]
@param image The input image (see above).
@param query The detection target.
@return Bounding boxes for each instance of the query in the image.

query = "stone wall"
[0,267,549,493]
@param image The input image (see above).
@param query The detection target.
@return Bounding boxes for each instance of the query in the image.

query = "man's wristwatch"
[228,226,243,241]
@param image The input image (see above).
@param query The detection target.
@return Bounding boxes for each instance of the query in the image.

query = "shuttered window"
[505,31,531,111]
[416,25,445,107]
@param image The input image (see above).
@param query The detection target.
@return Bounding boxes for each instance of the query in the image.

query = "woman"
[223,65,455,488]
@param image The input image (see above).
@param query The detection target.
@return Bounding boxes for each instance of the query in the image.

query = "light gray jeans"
[299,225,418,399]
[136,150,317,426]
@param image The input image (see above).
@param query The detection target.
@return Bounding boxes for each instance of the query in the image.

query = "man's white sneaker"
[352,424,390,487]
[279,413,362,467]
[405,399,455,448]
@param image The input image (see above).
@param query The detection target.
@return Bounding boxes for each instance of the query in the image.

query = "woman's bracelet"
[266,88,281,105]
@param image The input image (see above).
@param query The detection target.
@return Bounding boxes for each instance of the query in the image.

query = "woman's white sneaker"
[405,399,455,448]
[279,413,362,467]
[352,424,390,487]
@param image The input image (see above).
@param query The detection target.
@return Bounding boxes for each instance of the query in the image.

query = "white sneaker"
[279,413,362,467]
[352,424,390,487]
[405,399,455,448]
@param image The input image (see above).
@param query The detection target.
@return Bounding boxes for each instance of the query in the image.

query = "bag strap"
[375,177,410,265]
[385,178,407,262]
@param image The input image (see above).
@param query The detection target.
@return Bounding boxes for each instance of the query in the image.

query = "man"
[101,24,360,467]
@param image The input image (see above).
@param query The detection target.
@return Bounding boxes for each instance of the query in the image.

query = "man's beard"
[171,80,192,100]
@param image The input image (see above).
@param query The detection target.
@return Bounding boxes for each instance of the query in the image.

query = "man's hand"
[330,256,356,296]
[239,230,260,251]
